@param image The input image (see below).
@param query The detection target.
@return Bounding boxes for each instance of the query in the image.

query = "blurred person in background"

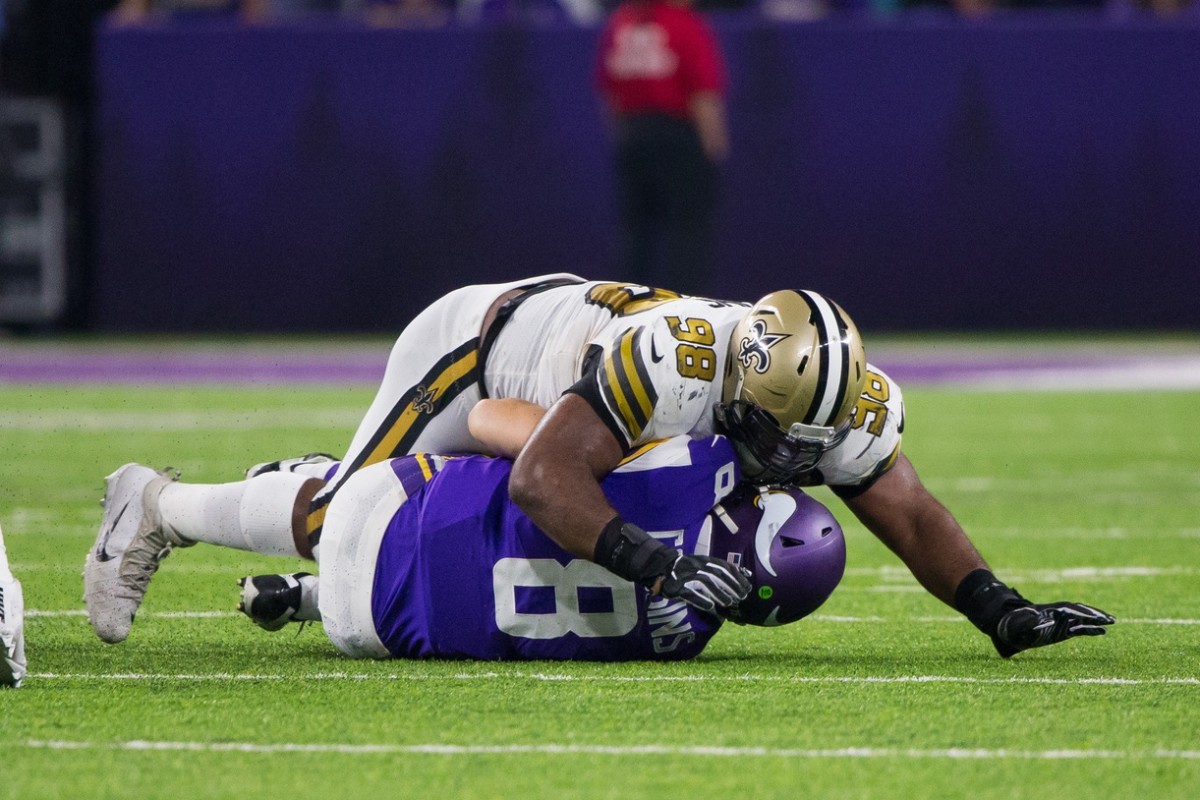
[363,0,452,27]
[111,0,355,24]
[895,0,1108,15]
[113,0,267,22]
[457,0,604,23]
[1127,0,1195,14]
[595,0,729,296]
[114,0,459,26]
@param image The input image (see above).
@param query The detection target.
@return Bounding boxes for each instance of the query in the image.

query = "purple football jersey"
[370,436,739,660]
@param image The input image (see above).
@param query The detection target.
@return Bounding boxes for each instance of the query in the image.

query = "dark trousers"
[614,114,719,295]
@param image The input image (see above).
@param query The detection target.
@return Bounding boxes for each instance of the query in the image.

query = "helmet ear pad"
[710,486,846,627]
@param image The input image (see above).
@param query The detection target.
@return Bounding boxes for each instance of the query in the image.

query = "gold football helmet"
[715,290,867,484]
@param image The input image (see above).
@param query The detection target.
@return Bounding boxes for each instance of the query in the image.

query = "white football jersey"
[812,367,904,491]
[483,281,903,493]
[485,281,746,438]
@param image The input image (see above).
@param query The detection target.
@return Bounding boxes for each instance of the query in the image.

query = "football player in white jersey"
[84,276,1114,657]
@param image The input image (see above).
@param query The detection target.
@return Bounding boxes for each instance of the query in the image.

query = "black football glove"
[593,517,751,613]
[992,601,1115,659]
[955,569,1115,659]
[658,553,752,614]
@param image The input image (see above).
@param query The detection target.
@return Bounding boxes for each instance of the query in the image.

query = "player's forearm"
[508,395,625,560]
[467,398,547,459]
[510,460,619,560]
[689,92,729,163]
[844,453,987,608]
[114,0,152,20]
[890,498,987,608]
[847,454,1115,656]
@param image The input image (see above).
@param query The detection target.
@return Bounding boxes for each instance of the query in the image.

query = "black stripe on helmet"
[798,291,850,428]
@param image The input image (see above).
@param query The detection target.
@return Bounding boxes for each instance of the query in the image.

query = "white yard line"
[19,739,1200,760]
[24,609,1200,626]
[25,609,237,619]
[941,362,1200,392]
[843,566,1200,581]
[843,566,1200,577]
[16,562,1197,578]
[26,672,1200,686]
[11,524,1199,542]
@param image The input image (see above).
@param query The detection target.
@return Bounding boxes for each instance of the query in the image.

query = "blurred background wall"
[3,5,1199,333]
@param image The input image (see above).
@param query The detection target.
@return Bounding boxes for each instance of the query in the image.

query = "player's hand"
[991,601,1115,658]
[658,554,752,613]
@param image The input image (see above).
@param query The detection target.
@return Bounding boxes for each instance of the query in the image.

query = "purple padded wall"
[93,14,1200,332]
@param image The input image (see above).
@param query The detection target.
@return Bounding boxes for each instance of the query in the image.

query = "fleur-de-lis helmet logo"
[737,319,790,374]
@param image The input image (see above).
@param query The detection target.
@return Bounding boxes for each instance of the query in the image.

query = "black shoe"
[237,572,318,631]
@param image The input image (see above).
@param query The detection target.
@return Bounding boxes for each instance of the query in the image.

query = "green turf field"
[1,378,1197,799]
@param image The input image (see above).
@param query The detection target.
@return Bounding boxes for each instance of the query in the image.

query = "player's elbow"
[507,453,546,517]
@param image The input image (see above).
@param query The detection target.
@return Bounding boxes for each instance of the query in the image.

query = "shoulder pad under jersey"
[815,365,905,489]
[592,316,717,448]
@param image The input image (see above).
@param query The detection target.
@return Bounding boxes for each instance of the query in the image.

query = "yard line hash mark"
[21,740,1200,760]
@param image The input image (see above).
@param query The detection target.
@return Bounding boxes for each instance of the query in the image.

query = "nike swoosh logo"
[96,502,130,563]
[760,606,784,627]
[650,339,665,363]
[755,491,797,579]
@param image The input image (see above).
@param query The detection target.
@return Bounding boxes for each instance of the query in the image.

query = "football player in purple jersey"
[86,433,847,661]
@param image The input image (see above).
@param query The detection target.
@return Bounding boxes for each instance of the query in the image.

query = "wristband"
[953,568,1029,636]
[593,516,677,586]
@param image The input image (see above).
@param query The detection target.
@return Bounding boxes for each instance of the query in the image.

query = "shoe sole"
[83,463,160,644]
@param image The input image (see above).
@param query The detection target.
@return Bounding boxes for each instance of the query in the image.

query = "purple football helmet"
[707,485,846,626]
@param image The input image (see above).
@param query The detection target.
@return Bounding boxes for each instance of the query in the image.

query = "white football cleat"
[83,464,190,644]
[0,577,26,688]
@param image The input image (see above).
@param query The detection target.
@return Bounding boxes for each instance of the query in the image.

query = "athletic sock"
[296,573,321,621]
[158,472,310,557]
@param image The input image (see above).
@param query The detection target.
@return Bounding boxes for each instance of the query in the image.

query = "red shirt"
[595,1,726,120]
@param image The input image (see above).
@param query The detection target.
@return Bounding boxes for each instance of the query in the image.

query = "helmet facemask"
[716,400,851,486]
